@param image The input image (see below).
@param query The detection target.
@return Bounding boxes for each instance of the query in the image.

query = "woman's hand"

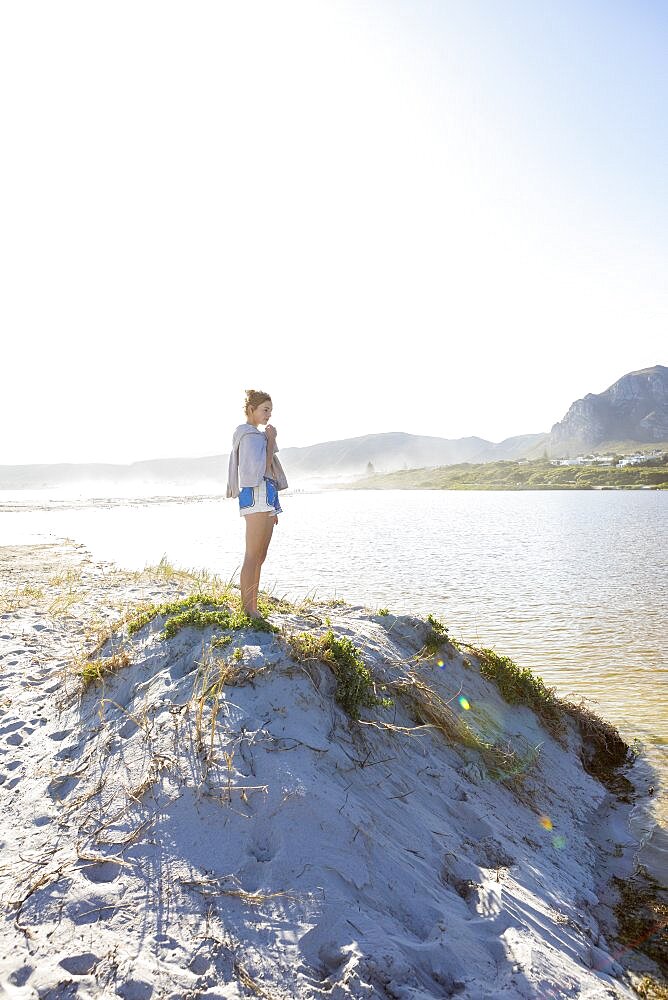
[273,514,278,525]
[265,423,277,443]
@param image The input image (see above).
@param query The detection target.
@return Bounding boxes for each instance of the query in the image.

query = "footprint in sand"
[469,835,517,870]
[154,933,179,950]
[247,828,279,863]
[8,965,33,987]
[2,717,36,746]
[41,981,79,998]
[0,719,24,736]
[48,730,71,742]
[79,861,122,884]
[23,675,48,687]
[47,773,81,801]
[59,954,99,976]
[188,953,211,975]
[117,980,154,1000]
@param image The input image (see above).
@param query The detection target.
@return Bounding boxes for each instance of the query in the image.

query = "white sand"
[0,539,662,999]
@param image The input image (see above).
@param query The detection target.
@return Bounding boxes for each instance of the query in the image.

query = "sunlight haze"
[1,0,665,464]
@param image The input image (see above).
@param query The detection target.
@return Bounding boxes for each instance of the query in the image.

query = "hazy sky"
[1,0,665,465]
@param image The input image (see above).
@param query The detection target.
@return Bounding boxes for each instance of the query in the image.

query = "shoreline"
[1,538,666,998]
[340,482,668,491]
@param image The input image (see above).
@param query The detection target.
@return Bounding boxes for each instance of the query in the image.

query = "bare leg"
[241,513,265,614]
[241,513,275,615]
[240,556,257,615]
[254,514,275,612]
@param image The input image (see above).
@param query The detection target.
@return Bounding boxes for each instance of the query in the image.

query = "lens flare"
[539,815,553,830]
[458,696,470,710]
[552,834,567,849]
[437,659,444,668]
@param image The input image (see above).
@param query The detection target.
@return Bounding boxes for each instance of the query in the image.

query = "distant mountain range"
[1,365,666,490]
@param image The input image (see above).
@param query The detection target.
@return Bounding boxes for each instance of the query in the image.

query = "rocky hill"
[543,365,668,459]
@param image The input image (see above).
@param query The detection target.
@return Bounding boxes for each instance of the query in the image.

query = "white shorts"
[238,476,283,517]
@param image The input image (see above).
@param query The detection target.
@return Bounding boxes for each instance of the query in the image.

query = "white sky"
[1,0,665,464]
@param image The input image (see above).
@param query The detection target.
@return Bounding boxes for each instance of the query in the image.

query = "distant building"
[550,454,614,466]
[618,450,663,466]
[551,449,663,467]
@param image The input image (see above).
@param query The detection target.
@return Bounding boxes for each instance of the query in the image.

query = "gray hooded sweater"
[225,423,288,499]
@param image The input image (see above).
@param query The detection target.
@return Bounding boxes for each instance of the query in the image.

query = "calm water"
[1,487,666,870]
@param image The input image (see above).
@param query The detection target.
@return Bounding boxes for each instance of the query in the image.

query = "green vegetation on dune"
[472,646,563,735]
[285,628,393,720]
[343,456,668,491]
[80,649,132,688]
[126,592,280,639]
[460,642,631,793]
[76,588,281,688]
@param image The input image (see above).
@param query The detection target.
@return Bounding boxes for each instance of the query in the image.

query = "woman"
[226,389,288,617]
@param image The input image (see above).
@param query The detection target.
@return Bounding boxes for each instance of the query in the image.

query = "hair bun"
[243,388,272,417]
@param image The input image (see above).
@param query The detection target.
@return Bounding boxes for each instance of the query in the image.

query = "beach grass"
[80,649,133,688]
[76,589,280,689]
[466,646,563,735]
[386,668,536,784]
[0,583,45,613]
[455,641,631,792]
[284,628,393,720]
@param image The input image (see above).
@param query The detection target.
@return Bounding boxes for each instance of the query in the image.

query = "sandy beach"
[0,538,665,999]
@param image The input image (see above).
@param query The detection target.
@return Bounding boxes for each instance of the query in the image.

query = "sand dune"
[0,540,662,999]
